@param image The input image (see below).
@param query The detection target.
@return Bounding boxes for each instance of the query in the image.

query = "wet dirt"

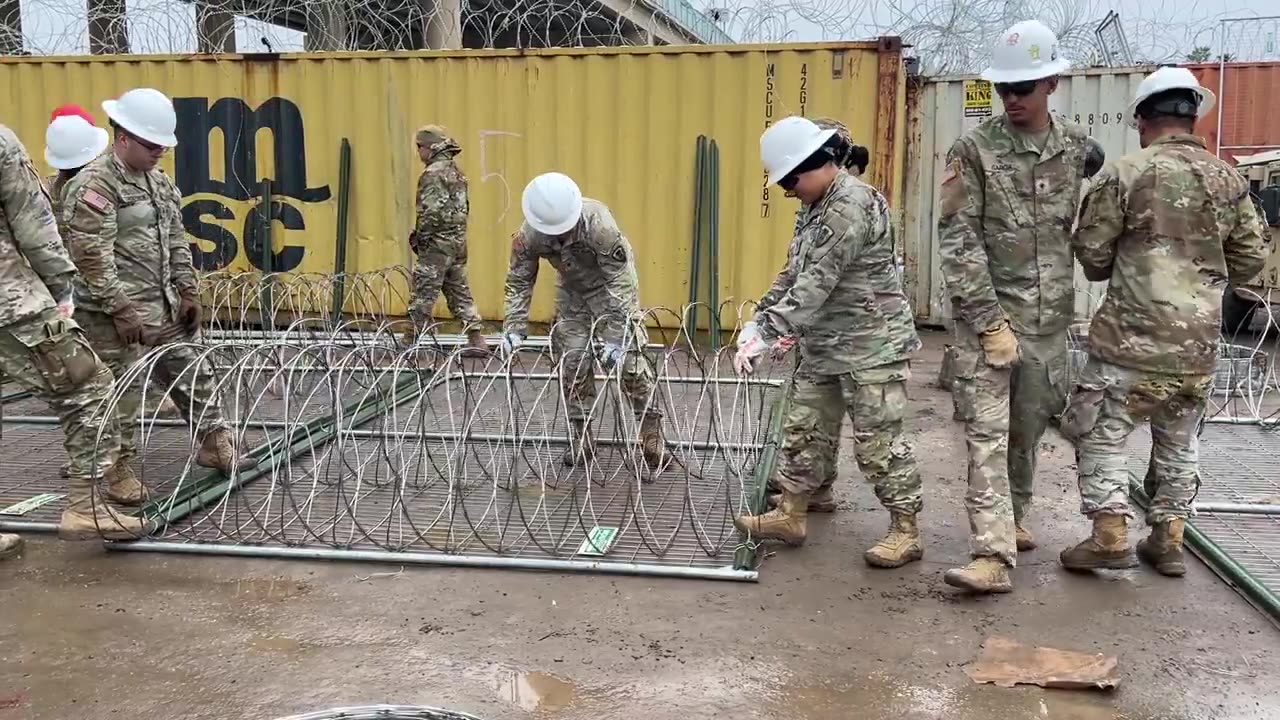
[1,332,1278,720]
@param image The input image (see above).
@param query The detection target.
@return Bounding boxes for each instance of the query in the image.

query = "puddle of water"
[770,671,1159,720]
[249,636,305,653]
[496,670,577,713]
[227,577,311,603]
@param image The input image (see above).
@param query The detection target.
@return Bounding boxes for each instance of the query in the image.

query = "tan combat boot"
[562,421,597,467]
[105,460,149,506]
[767,483,837,513]
[1137,518,1186,577]
[401,324,418,348]
[1015,521,1038,551]
[943,556,1013,593]
[0,533,23,560]
[57,481,154,541]
[640,415,695,477]
[156,395,181,418]
[864,512,924,568]
[195,428,258,475]
[460,329,489,359]
[1060,514,1139,570]
[733,490,808,545]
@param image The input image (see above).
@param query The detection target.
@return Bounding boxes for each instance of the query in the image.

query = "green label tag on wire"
[576,526,619,556]
[0,493,65,516]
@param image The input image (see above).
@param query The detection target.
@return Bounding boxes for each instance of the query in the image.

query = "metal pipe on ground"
[106,541,760,582]
[1130,480,1280,623]
[0,416,763,451]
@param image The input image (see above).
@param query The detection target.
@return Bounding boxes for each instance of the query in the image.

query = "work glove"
[979,321,1021,369]
[499,332,524,359]
[734,334,768,376]
[597,342,624,370]
[737,320,760,349]
[54,289,74,319]
[178,293,203,334]
[112,304,145,345]
[770,335,797,360]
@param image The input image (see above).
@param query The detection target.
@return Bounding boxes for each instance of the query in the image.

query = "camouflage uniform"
[0,125,145,541]
[61,151,247,479]
[407,126,483,334]
[938,114,1094,566]
[735,170,923,563]
[761,118,872,510]
[504,199,675,471]
[1062,134,1265,545]
[46,173,70,211]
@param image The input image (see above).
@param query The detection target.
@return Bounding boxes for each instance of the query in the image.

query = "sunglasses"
[779,174,801,191]
[126,131,166,153]
[994,81,1039,98]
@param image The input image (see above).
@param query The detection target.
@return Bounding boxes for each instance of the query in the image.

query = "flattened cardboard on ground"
[965,636,1119,690]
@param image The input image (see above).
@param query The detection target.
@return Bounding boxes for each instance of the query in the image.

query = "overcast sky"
[12,0,1280,64]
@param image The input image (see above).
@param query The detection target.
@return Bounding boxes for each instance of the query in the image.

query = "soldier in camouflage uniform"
[937,20,1098,593]
[761,116,870,514]
[733,116,924,568]
[44,105,108,203]
[44,105,178,484]
[406,125,488,358]
[61,88,254,498]
[1060,67,1266,577]
[0,123,151,553]
[501,172,679,474]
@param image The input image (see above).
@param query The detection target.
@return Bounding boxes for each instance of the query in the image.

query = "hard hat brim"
[102,99,179,148]
[766,128,838,185]
[979,58,1072,84]
[45,127,109,170]
[1124,85,1216,129]
[522,192,583,236]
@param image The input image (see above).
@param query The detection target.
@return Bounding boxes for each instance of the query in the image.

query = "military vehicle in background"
[1224,150,1280,334]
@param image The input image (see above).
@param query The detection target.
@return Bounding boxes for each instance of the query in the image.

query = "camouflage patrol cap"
[415,124,452,147]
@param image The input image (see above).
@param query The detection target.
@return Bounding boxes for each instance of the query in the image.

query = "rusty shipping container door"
[902,67,1153,327]
[0,42,908,322]
[1186,61,1280,162]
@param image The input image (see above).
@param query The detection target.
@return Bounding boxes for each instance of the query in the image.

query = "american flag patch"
[81,188,110,213]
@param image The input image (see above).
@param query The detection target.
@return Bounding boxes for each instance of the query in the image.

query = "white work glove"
[771,335,797,360]
[737,320,760,349]
[734,335,768,376]
[53,288,74,319]
[499,332,524,358]
[597,342,624,370]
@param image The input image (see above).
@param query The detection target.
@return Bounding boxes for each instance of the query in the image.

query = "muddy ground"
[1,330,1277,720]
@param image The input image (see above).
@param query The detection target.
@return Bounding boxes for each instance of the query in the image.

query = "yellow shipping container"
[0,41,908,324]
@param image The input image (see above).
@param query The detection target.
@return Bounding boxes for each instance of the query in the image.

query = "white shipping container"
[902,67,1156,327]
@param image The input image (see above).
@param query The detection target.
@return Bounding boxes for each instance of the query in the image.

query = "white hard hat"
[1125,66,1216,129]
[980,20,1071,84]
[522,172,583,235]
[102,88,178,148]
[760,116,836,185]
[44,115,109,170]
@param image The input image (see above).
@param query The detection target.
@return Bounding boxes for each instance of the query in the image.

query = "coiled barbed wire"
[80,288,788,571]
[9,0,730,56]
[1068,285,1280,426]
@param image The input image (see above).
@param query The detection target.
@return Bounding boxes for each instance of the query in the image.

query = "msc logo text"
[173,96,330,273]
